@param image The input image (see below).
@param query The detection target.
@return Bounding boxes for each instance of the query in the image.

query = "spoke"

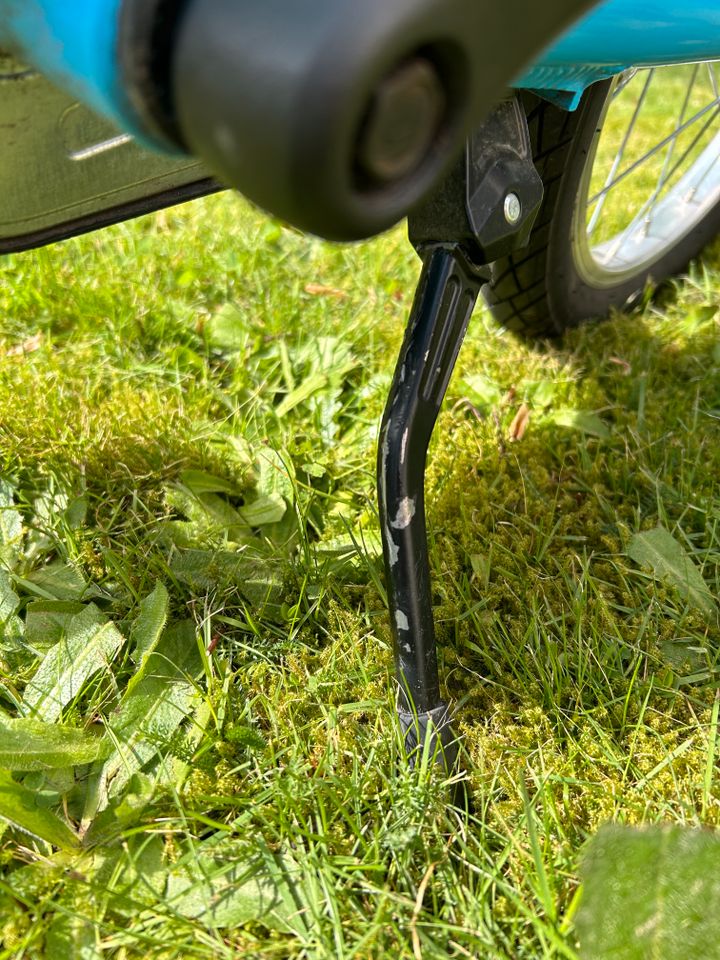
[644,64,699,220]
[652,107,720,204]
[611,68,639,101]
[587,95,720,206]
[587,70,654,235]
[708,61,719,101]
[581,62,720,279]
[594,107,720,265]
[627,111,718,243]
[595,211,639,267]
[658,107,719,193]
[690,137,720,195]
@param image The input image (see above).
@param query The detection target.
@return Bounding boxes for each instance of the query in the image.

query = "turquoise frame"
[1,0,719,145]
[517,0,720,108]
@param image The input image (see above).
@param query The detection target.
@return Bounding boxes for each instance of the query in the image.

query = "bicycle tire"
[484,75,720,338]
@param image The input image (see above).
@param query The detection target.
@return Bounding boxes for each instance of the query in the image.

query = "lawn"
[0,87,719,958]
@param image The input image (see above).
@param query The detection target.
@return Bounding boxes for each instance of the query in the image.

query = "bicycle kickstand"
[379,244,486,770]
[378,96,544,772]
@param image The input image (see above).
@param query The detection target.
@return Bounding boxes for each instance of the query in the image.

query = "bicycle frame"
[519,0,720,108]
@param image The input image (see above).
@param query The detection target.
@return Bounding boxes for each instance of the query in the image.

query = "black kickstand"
[376,97,545,773]
[378,243,486,769]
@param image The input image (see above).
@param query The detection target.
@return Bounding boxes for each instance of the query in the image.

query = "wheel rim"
[572,63,720,289]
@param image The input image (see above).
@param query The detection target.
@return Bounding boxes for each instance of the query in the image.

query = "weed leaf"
[239,493,286,527]
[25,561,89,601]
[0,770,78,849]
[0,479,22,566]
[0,569,19,625]
[96,621,201,805]
[576,825,720,959]
[207,303,248,352]
[24,601,86,650]
[171,548,283,605]
[22,605,125,721]
[548,409,610,439]
[129,582,169,665]
[0,569,23,649]
[523,379,556,408]
[180,470,238,495]
[275,372,328,417]
[0,716,107,770]
[256,447,294,503]
[165,839,304,932]
[458,374,503,411]
[80,834,305,934]
[627,526,717,619]
[45,913,100,960]
[85,834,168,913]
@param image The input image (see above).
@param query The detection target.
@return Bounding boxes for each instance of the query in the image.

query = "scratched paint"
[391,497,416,530]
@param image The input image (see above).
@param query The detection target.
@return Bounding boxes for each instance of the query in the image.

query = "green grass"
[0,107,719,957]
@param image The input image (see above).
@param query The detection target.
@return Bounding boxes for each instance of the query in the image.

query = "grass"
[0,86,719,958]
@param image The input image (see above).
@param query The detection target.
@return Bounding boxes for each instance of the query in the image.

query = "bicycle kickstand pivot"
[378,96,544,771]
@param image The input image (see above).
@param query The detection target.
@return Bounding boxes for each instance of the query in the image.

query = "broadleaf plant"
[22,604,125,722]
[576,825,720,959]
[627,525,717,620]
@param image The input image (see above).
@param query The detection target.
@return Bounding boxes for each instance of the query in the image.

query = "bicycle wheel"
[485,64,720,337]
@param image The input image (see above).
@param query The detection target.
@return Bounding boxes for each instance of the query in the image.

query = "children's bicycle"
[2,0,719,762]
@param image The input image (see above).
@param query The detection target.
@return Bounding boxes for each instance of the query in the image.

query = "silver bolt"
[504,192,522,225]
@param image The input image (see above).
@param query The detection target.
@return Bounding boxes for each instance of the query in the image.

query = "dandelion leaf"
[576,825,720,960]
[0,771,78,849]
[23,605,125,721]
[627,526,716,619]
[0,716,107,770]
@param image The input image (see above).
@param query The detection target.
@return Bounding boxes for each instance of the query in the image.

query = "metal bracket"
[409,96,544,261]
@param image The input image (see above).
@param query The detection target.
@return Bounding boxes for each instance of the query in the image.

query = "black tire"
[484,77,720,338]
